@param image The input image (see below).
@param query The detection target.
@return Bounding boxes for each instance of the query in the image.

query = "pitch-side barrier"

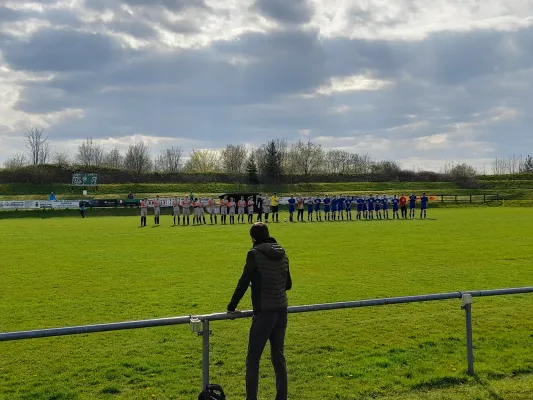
[2,287,533,391]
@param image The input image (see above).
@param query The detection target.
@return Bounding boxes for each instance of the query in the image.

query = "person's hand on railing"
[227,310,242,320]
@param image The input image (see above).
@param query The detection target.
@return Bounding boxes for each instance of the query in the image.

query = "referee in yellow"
[270,192,280,223]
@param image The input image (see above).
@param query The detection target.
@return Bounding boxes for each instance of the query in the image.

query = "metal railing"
[2,286,533,391]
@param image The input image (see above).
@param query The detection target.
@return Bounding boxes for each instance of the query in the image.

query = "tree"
[491,157,507,175]
[521,155,533,173]
[154,146,183,173]
[290,139,324,177]
[258,139,285,182]
[103,147,124,169]
[77,137,104,168]
[370,160,402,178]
[323,150,351,174]
[3,153,27,169]
[52,151,71,168]
[124,142,152,174]
[23,126,50,165]
[220,144,248,175]
[183,150,221,173]
[246,152,259,184]
[449,163,477,178]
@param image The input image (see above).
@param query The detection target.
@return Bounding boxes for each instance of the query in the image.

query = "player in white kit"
[172,196,181,226]
[262,193,271,223]
[237,196,246,224]
[220,196,228,224]
[247,196,254,224]
[140,197,148,227]
[208,197,217,224]
[181,197,191,226]
[198,198,206,225]
[228,197,236,225]
[153,195,161,226]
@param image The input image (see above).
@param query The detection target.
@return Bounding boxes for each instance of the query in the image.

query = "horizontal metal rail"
[2,287,533,342]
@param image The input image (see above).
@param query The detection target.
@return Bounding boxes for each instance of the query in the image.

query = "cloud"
[253,0,314,24]
[1,27,125,72]
[0,0,532,170]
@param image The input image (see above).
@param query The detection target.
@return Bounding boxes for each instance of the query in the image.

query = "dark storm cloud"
[1,28,125,72]
[253,0,314,24]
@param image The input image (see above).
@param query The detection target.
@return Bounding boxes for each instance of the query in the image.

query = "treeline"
[3,126,532,185]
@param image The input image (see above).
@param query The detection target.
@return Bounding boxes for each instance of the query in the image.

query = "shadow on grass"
[411,376,470,391]
[474,376,504,400]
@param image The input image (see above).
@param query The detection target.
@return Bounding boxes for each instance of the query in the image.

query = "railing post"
[202,319,210,390]
[461,294,475,375]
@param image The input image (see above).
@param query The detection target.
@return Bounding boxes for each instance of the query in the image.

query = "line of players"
[288,193,429,222]
[138,193,430,227]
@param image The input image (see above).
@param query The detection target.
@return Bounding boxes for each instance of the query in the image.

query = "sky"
[0,0,532,172]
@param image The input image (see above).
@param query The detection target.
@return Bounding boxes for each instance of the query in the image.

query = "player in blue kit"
[362,196,368,219]
[367,195,375,220]
[356,197,363,220]
[337,194,345,221]
[420,193,429,219]
[392,195,400,219]
[323,195,331,221]
[375,196,382,220]
[288,195,296,222]
[409,193,417,219]
[314,195,322,221]
[307,197,314,222]
[381,195,389,219]
[331,196,338,221]
[345,197,353,220]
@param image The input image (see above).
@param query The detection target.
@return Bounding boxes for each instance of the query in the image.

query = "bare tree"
[52,151,72,168]
[3,153,27,169]
[103,147,124,169]
[491,157,507,175]
[323,149,351,174]
[183,149,221,173]
[124,142,153,174]
[290,139,324,176]
[154,146,183,173]
[23,126,50,165]
[220,144,248,175]
[77,137,104,168]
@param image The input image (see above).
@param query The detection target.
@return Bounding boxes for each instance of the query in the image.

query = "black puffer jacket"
[227,237,292,313]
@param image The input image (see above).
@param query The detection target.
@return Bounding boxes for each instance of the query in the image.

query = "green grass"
[0,182,461,197]
[2,208,533,399]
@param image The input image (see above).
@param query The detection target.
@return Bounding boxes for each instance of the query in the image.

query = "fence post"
[202,320,210,390]
[461,294,475,375]
[470,194,472,203]
[441,195,444,203]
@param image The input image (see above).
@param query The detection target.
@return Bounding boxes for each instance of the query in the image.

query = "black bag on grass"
[198,384,226,400]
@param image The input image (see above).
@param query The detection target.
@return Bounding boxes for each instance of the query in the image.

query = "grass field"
[2,208,533,399]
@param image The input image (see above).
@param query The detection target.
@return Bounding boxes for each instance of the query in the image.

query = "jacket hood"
[254,237,286,260]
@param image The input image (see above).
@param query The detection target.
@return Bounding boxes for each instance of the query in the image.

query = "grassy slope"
[2,208,533,399]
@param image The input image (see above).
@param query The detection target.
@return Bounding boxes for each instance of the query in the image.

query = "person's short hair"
[250,222,269,242]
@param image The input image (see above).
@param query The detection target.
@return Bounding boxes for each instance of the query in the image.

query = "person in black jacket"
[227,222,292,400]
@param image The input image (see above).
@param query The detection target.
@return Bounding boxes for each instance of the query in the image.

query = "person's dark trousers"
[246,311,288,400]
[257,212,263,222]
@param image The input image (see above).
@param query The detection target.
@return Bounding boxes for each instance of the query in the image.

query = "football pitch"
[2,208,533,400]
